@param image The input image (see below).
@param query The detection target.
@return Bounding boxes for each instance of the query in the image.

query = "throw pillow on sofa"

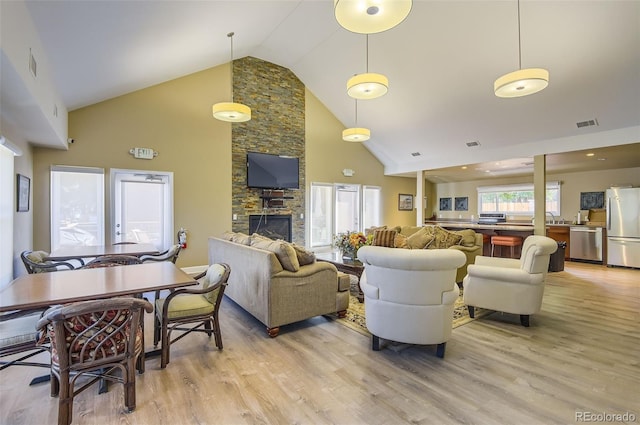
[453,228,476,247]
[373,229,397,247]
[292,243,316,266]
[221,231,252,245]
[366,225,387,237]
[221,231,236,241]
[394,233,409,249]
[233,232,252,245]
[429,226,463,249]
[406,227,435,249]
[250,238,300,272]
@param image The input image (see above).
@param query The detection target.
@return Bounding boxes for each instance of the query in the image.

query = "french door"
[309,182,381,248]
[111,169,173,250]
[335,184,361,234]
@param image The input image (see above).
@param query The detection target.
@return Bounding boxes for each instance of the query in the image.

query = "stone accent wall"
[231,57,306,244]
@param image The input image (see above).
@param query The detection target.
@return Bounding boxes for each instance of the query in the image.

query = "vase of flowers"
[333,231,373,260]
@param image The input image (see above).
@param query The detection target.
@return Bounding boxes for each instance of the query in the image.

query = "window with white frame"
[477,181,560,216]
[51,166,105,250]
[310,183,333,247]
[362,185,382,230]
[310,182,381,248]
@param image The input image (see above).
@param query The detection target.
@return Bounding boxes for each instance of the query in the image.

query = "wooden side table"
[316,252,365,303]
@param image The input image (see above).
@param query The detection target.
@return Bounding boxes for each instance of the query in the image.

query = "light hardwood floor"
[1,262,638,425]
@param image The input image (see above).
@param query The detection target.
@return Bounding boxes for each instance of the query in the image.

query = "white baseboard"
[181,265,208,276]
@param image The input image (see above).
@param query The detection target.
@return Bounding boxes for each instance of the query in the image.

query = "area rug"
[336,277,492,337]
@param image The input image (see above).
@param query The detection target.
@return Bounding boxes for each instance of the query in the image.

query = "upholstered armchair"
[357,246,466,358]
[462,235,558,327]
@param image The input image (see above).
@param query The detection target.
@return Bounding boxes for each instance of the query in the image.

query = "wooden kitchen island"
[424,220,606,264]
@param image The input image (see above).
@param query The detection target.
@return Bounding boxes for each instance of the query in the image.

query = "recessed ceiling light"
[485,170,491,173]
[461,166,467,170]
[597,158,607,161]
[586,153,595,157]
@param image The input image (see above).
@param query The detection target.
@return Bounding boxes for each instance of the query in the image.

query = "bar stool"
[491,235,523,258]
[482,234,491,256]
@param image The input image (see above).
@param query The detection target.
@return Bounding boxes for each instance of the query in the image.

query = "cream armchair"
[462,235,558,327]
[357,246,466,358]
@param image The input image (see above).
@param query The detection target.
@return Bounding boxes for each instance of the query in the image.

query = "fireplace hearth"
[249,215,292,242]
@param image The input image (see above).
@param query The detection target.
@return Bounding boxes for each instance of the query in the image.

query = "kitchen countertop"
[424,221,604,231]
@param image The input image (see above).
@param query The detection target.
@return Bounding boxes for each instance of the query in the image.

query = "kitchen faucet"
[546,212,556,224]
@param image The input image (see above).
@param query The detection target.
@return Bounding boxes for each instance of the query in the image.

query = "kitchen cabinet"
[546,226,571,260]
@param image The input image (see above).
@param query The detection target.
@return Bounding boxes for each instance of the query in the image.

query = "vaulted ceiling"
[8,1,640,178]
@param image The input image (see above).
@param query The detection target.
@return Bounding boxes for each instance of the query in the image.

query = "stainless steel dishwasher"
[569,226,603,262]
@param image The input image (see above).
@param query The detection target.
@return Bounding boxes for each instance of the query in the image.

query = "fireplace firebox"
[249,215,292,242]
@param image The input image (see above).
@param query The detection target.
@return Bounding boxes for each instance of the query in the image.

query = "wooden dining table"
[45,243,160,262]
[0,262,197,387]
[0,261,195,313]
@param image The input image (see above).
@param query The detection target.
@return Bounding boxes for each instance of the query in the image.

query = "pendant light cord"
[517,0,522,70]
[228,32,235,102]
[365,34,369,73]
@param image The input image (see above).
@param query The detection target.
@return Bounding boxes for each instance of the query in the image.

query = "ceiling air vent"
[411,152,421,157]
[466,141,480,147]
[576,119,599,128]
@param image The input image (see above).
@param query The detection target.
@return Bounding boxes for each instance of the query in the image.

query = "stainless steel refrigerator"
[606,187,640,268]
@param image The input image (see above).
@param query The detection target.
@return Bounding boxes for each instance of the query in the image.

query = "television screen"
[246,152,299,189]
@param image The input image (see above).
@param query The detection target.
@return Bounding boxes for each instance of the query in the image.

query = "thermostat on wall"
[129,147,158,159]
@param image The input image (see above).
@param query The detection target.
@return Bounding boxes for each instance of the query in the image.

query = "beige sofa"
[370,225,483,284]
[208,235,350,337]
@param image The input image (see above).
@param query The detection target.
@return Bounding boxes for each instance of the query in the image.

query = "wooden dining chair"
[20,250,83,274]
[139,244,182,301]
[36,298,153,425]
[153,263,230,368]
[139,244,181,264]
[82,255,143,268]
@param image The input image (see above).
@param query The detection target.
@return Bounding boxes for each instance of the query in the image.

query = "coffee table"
[316,252,365,303]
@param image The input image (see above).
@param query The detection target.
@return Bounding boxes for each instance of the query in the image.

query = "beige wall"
[31,64,416,268]
[432,167,640,222]
[305,89,416,229]
[34,64,232,267]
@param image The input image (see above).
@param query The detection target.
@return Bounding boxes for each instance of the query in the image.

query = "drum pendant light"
[343,100,370,142]
[334,0,413,34]
[494,0,548,98]
[212,32,251,122]
[347,35,388,100]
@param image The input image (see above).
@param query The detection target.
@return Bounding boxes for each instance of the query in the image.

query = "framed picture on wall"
[398,194,413,211]
[439,197,452,211]
[454,197,468,211]
[17,174,30,212]
[580,191,605,210]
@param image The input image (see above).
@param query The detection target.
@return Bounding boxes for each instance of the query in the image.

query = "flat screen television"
[246,151,299,189]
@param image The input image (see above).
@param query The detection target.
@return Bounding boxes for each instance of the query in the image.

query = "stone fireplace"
[249,214,292,242]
